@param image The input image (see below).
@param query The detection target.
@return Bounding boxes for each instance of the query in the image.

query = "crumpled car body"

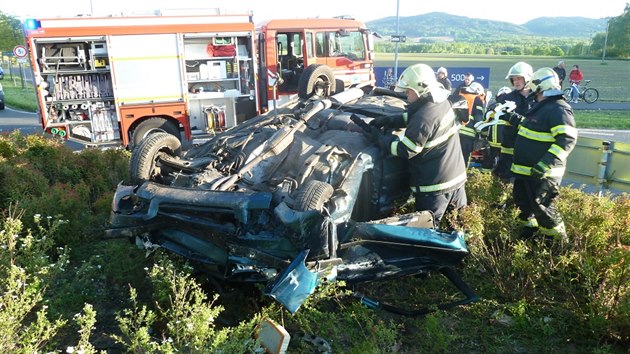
[107,87,476,313]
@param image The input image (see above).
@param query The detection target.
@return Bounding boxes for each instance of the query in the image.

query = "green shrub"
[0,209,70,352]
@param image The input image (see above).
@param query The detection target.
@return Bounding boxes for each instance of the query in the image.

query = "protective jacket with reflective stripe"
[387,94,467,195]
[497,89,535,155]
[511,96,577,181]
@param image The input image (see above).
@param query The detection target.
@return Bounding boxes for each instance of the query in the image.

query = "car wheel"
[130,117,180,151]
[294,180,334,212]
[129,132,182,185]
[0,102,4,110]
[297,64,336,100]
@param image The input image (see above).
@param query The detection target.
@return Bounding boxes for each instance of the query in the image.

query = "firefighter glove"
[531,161,550,179]
[378,134,397,151]
[497,111,524,127]
[370,113,404,128]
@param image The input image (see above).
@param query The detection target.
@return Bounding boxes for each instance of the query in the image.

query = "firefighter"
[477,86,512,172]
[494,62,535,182]
[500,67,577,244]
[369,63,467,228]
[457,82,486,168]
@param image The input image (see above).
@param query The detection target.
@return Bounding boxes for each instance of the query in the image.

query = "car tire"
[130,117,180,151]
[129,132,182,184]
[0,103,4,110]
[295,180,334,212]
[297,64,336,99]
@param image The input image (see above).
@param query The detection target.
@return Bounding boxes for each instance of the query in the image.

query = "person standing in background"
[455,72,475,94]
[552,61,566,88]
[436,67,452,91]
[457,82,486,168]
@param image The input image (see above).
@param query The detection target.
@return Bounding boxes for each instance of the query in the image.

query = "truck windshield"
[330,31,365,60]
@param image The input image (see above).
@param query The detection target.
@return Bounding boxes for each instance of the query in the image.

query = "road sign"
[375,66,491,90]
[13,45,28,58]
[390,35,407,43]
[2,50,14,57]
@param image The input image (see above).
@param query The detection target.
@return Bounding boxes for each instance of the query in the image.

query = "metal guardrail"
[565,136,630,195]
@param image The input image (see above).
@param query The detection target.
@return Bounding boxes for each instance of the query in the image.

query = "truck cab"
[257,17,376,111]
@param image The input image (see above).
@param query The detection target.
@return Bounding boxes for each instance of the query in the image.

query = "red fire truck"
[23,12,375,148]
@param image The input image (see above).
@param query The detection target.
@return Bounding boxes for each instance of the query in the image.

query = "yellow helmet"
[395,64,449,102]
[505,61,533,83]
[529,67,562,96]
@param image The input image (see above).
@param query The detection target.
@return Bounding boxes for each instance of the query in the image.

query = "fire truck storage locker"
[34,36,119,143]
[183,33,254,134]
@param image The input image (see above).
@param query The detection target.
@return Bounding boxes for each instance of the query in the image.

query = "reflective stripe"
[402,112,408,125]
[539,222,566,237]
[511,163,566,177]
[501,147,514,155]
[551,124,578,139]
[459,126,476,137]
[410,171,467,193]
[401,136,423,153]
[518,127,555,142]
[549,144,569,161]
[391,140,399,156]
[511,164,531,176]
[425,124,459,148]
[519,218,539,228]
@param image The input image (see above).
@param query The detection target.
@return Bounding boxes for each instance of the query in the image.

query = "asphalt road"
[0,107,85,150]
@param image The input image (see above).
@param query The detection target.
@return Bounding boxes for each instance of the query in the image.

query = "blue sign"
[375,66,491,91]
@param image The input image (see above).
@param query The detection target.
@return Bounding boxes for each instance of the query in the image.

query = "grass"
[575,110,630,129]
[374,54,630,103]
[1,77,38,111]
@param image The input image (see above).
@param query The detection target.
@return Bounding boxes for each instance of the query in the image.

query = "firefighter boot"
[518,217,539,240]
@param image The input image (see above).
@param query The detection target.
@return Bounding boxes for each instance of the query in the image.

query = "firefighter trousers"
[414,185,467,229]
[513,178,566,239]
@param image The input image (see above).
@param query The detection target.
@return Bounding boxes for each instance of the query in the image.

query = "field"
[374,53,630,102]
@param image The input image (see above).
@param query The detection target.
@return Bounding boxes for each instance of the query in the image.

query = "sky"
[2,0,627,25]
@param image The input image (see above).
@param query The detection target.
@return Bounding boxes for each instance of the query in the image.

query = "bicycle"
[563,79,599,104]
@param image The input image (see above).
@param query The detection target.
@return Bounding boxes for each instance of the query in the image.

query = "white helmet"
[437,67,447,75]
[497,86,512,97]
[466,82,484,95]
[505,61,533,83]
[395,63,449,102]
[529,67,563,97]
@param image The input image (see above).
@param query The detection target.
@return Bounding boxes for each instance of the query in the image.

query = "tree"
[0,12,24,52]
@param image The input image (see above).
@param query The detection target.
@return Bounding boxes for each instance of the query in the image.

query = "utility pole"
[602,18,610,63]
[394,0,400,79]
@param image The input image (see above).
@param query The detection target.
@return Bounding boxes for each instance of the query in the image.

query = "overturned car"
[107,87,477,313]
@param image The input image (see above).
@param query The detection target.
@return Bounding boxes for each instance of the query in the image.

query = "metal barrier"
[565,136,630,195]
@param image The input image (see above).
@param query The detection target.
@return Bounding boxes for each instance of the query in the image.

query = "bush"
[0,133,628,352]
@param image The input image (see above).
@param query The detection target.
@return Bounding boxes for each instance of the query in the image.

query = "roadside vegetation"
[1,124,628,352]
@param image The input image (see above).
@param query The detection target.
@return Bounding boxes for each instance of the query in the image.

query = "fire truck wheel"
[129,132,182,185]
[130,117,180,151]
[298,64,336,99]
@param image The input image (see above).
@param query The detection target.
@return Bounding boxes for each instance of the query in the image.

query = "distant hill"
[366,12,607,41]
